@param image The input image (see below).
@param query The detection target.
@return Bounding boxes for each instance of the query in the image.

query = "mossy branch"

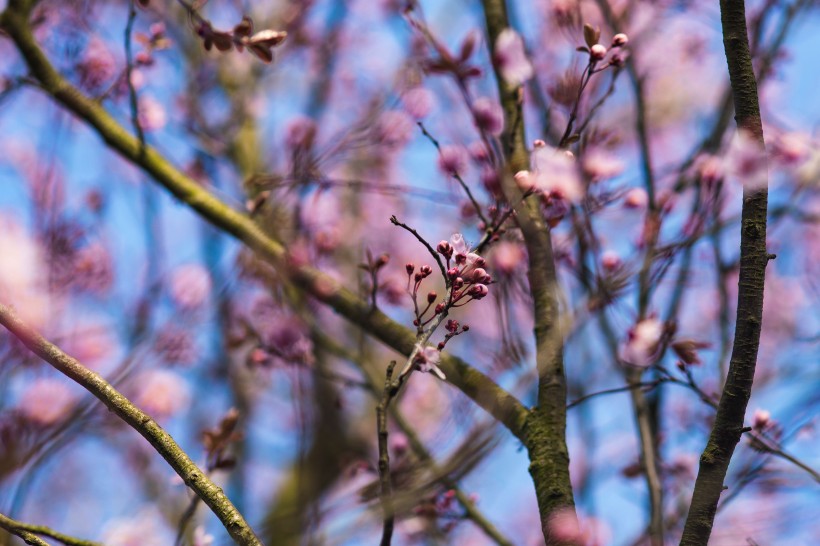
[0,513,101,546]
[481,1,575,540]
[0,304,263,546]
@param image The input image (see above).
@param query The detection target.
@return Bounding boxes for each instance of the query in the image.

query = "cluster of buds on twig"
[437,319,469,351]
[196,16,287,63]
[438,234,492,306]
[577,24,629,68]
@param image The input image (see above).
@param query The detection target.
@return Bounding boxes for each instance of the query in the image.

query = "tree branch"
[0,513,100,546]
[0,304,262,546]
[680,0,769,540]
[481,1,575,541]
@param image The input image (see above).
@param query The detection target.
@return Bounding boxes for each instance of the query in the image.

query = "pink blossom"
[491,241,525,275]
[601,250,622,272]
[471,97,504,136]
[623,187,648,209]
[170,263,212,309]
[76,37,116,91]
[520,146,583,202]
[376,110,415,148]
[414,345,446,380]
[772,132,811,165]
[752,409,771,431]
[71,242,114,294]
[583,149,624,181]
[620,317,664,367]
[437,145,468,175]
[154,326,198,365]
[133,369,191,418]
[18,378,76,426]
[495,29,533,85]
[547,508,610,545]
[401,87,435,119]
[138,96,167,131]
[725,130,767,190]
[590,44,607,61]
[612,33,629,47]
[450,233,469,255]
[694,154,725,185]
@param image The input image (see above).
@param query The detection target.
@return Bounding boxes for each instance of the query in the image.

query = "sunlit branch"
[0,304,262,546]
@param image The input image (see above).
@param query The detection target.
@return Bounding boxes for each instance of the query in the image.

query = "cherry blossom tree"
[0,0,817,545]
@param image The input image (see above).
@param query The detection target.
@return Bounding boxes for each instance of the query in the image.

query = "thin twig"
[124,0,144,148]
[417,121,489,226]
[377,362,397,546]
[389,215,447,282]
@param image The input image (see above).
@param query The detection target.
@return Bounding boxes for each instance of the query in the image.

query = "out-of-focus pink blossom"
[623,187,649,209]
[495,29,533,85]
[71,242,114,294]
[18,378,76,426]
[518,146,583,202]
[0,217,48,327]
[138,96,167,131]
[414,345,446,380]
[547,508,610,546]
[376,110,415,148]
[583,149,624,181]
[437,145,468,175]
[101,507,166,545]
[76,37,116,91]
[491,241,525,276]
[620,317,664,367]
[471,97,504,136]
[694,154,725,185]
[752,409,772,431]
[133,369,191,418]
[601,250,622,272]
[725,130,767,190]
[772,132,811,165]
[401,87,435,119]
[170,263,212,310]
[154,326,198,365]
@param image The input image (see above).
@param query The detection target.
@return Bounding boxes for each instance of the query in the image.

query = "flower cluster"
[580,25,629,67]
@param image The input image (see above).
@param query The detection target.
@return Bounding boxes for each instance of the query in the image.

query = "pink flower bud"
[514,170,535,191]
[447,267,460,278]
[590,44,607,61]
[468,284,489,299]
[406,263,415,275]
[753,409,771,431]
[419,265,433,277]
[624,187,648,209]
[437,241,453,259]
[533,139,547,148]
[427,291,437,303]
[434,302,445,314]
[612,33,628,47]
[446,319,459,332]
[453,277,464,289]
[601,251,622,272]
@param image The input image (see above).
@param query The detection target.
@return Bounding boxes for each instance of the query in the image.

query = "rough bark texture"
[481,0,575,540]
[680,0,769,543]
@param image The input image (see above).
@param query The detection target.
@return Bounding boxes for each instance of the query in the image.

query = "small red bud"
[434,303,445,314]
[406,263,415,275]
[462,325,469,331]
[427,291,437,303]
